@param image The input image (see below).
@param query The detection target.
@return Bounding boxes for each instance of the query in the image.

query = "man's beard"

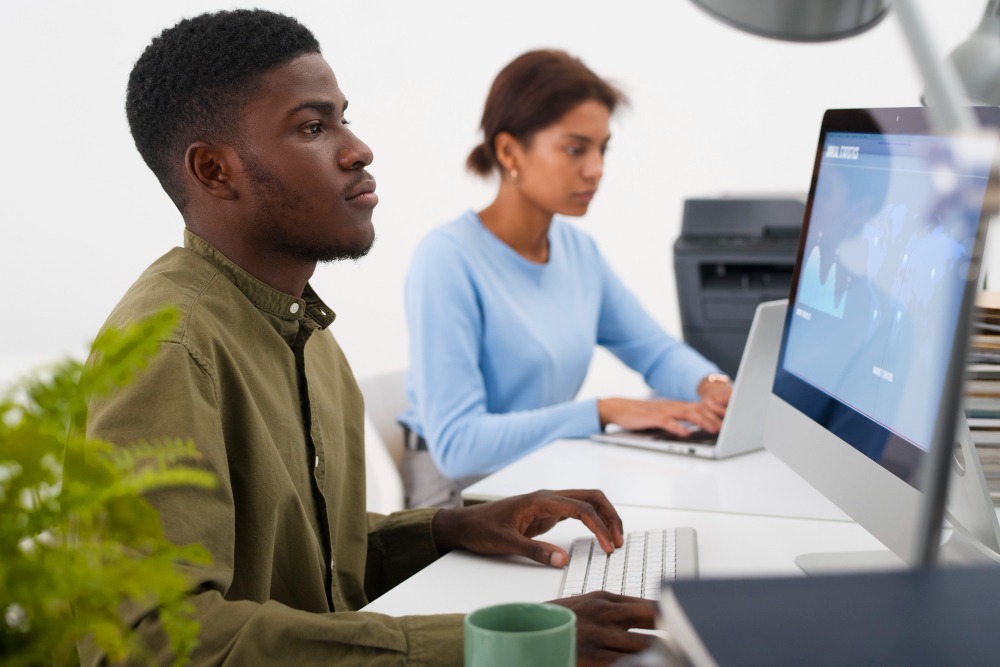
[242,151,375,262]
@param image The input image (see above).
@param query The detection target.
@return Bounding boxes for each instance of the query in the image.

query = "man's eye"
[303,122,323,135]
[565,146,582,156]
[341,117,351,126]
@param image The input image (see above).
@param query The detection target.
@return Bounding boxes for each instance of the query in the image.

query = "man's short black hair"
[126,9,321,211]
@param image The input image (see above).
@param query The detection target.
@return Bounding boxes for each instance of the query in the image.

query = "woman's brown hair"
[467,49,627,177]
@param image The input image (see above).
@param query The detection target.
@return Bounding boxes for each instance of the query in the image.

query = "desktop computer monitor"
[764,107,1000,573]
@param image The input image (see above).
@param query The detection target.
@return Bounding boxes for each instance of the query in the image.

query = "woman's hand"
[697,373,733,417]
[596,397,722,436]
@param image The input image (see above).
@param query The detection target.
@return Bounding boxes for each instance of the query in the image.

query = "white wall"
[0,0,987,395]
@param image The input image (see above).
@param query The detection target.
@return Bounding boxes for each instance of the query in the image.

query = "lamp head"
[691,0,990,132]
[940,3,1000,106]
[689,0,889,42]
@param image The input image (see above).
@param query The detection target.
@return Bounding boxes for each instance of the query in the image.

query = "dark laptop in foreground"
[590,298,785,459]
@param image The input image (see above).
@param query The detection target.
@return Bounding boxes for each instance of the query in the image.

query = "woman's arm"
[593,247,719,401]
[404,235,601,478]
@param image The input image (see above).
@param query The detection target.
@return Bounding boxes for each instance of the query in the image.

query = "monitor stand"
[796,415,1000,576]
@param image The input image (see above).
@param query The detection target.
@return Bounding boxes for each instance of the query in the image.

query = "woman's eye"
[565,146,583,156]
[303,122,323,135]
[341,117,351,126]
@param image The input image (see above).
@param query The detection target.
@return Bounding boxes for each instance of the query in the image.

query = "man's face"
[236,54,377,262]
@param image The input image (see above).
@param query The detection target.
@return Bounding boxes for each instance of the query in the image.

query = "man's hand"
[550,591,658,667]
[431,489,624,567]
[432,492,656,666]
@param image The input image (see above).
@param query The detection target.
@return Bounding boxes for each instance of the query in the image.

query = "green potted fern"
[1,309,215,666]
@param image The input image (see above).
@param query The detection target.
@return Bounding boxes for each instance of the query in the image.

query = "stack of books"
[969,290,1000,365]
[966,291,1000,504]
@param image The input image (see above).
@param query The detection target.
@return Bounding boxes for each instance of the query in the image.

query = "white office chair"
[357,370,408,514]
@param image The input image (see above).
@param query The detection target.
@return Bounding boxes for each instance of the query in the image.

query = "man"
[84,9,655,666]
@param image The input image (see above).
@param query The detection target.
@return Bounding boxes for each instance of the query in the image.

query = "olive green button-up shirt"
[84,230,462,666]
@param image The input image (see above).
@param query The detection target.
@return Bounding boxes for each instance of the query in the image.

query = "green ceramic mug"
[464,602,576,667]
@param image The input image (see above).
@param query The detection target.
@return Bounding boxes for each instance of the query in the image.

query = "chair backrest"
[357,369,408,468]
[357,370,409,514]
[362,413,404,514]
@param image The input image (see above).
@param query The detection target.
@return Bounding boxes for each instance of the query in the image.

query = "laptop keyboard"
[558,528,698,600]
[633,427,718,444]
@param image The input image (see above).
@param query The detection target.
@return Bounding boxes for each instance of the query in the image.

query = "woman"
[398,49,732,508]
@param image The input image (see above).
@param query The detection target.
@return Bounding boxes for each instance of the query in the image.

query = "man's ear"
[493,131,523,174]
[184,142,239,201]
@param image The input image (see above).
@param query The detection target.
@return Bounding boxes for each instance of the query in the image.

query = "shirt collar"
[183,229,337,339]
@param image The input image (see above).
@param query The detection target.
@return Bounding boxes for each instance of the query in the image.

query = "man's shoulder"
[99,247,232,342]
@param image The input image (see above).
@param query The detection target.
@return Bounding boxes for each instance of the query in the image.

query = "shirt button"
[290,303,300,314]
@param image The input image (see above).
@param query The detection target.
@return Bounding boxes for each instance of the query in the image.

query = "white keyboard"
[558,528,698,600]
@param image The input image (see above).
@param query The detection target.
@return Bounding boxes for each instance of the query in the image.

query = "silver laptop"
[591,299,786,459]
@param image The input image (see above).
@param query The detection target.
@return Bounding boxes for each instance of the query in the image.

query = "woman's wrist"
[697,373,731,398]
[596,397,621,429]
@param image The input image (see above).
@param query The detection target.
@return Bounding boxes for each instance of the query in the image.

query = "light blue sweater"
[399,211,719,478]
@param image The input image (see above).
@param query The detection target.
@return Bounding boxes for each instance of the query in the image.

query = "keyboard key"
[558,528,698,599]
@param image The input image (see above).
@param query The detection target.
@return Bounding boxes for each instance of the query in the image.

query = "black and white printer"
[673,196,805,377]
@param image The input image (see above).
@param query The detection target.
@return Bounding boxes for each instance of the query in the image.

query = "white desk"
[361,504,883,616]
[462,439,851,522]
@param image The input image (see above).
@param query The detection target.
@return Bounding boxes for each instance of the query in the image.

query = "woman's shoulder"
[419,210,482,248]
[410,211,486,274]
[550,217,604,259]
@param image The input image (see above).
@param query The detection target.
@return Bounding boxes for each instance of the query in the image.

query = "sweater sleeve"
[593,246,720,401]
[404,234,601,479]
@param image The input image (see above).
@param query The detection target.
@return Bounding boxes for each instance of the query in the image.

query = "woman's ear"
[184,142,239,201]
[493,131,522,174]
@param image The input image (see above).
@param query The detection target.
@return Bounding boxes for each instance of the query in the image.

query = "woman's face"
[511,99,611,218]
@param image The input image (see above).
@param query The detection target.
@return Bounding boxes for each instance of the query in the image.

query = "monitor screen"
[765,107,1000,568]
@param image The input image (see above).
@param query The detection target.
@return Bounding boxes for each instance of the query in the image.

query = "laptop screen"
[773,108,1000,488]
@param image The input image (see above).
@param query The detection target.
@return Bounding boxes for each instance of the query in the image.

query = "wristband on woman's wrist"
[704,373,731,386]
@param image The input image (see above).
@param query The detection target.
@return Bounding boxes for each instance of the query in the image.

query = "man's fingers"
[509,533,567,567]
[592,628,656,654]
[471,490,631,564]
[532,493,619,553]
[585,592,657,628]
[544,489,624,548]
[614,603,656,630]
[552,592,658,662]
